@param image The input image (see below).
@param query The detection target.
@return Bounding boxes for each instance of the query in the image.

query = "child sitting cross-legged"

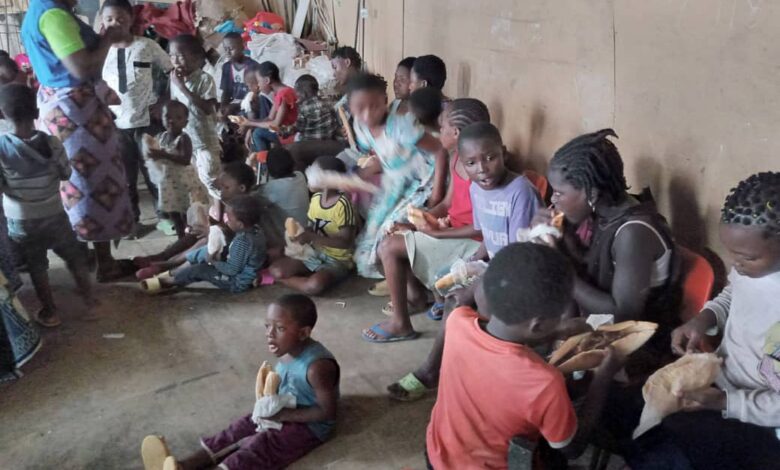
[293,74,340,142]
[141,294,340,470]
[426,243,626,469]
[269,156,357,295]
[141,194,266,294]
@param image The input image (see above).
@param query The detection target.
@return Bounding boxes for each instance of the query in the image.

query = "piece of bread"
[434,274,457,292]
[256,361,273,398]
[285,218,304,238]
[549,321,658,374]
[551,211,565,230]
[407,204,440,230]
[263,371,281,396]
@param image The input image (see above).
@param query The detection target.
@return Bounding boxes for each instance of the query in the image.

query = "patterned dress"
[352,101,435,278]
[150,131,202,213]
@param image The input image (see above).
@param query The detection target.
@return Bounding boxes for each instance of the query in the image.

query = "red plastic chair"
[678,246,715,322]
[523,170,549,203]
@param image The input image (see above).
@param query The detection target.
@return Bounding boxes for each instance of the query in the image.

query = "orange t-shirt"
[426,307,577,470]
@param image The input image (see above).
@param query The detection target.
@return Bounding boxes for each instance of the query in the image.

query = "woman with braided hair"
[626,172,780,470]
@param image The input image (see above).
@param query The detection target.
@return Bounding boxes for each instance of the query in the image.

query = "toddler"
[146,100,202,239]
[0,84,95,327]
[269,156,357,295]
[142,195,266,294]
[141,294,340,470]
[169,34,222,204]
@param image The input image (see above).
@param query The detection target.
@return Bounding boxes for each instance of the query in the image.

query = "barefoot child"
[146,100,201,239]
[364,121,540,343]
[141,294,340,470]
[269,156,357,295]
[0,84,96,327]
[427,243,625,469]
[169,34,222,205]
[627,172,780,469]
[141,195,266,294]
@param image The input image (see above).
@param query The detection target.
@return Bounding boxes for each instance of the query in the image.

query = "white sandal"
[141,435,171,470]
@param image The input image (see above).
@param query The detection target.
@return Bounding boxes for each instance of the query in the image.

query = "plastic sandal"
[141,435,171,470]
[367,280,389,296]
[426,302,445,321]
[387,372,433,402]
[361,323,420,343]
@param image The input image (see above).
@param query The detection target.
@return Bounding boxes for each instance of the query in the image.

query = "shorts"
[302,250,354,281]
[403,232,481,289]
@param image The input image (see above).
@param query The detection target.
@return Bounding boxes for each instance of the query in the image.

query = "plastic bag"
[251,394,297,432]
[140,134,164,185]
[207,225,227,258]
[434,259,488,294]
[246,33,302,86]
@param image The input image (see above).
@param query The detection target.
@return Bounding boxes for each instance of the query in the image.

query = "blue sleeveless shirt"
[21,0,99,88]
[276,340,339,441]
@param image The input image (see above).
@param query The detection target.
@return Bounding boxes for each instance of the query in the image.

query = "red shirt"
[273,86,298,126]
[447,152,473,229]
[426,307,577,470]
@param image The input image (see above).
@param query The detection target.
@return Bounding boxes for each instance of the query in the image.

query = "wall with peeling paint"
[333,0,777,256]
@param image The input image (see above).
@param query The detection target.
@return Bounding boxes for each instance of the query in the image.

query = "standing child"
[240,61,298,153]
[426,244,625,468]
[101,0,172,229]
[627,172,780,470]
[363,121,540,342]
[145,100,201,239]
[0,84,96,327]
[219,32,259,117]
[141,294,340,470]
[269,156,357,295]
[348,73,447,280]
[293,74,339,142]
[168,34,222,204]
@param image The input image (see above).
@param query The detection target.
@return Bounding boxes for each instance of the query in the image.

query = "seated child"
[293,74,339,142]
[146,100,201,239]
[627,172,780,470]
[219,32,259,117]
[255,147,310,249]
[0,84,95,327]
[240,62,298,152]
[134,162,256,278]
[141,293,340,470]
[363,121,540,343]
[408,86,443,134]
[427,243,625,469]
[141,194,265,293]
[169,34,222,206]
[269,156,357,295]
[409,54,447,96]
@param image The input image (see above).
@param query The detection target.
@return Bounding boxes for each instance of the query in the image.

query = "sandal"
[382,301,430,317]
[361,322,420,343]
[34,309,62,328]
[426,302,445,321]
[387,373,435,402]
[367,280,389,297]
[136,265,163,281]
[141,435,172,470]
[163,456,178,470]
[139,276,175,295]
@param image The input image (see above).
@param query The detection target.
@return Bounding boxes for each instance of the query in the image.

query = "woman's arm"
[573,224,664,321]
[416,133,447,207]
[271,359,339,423]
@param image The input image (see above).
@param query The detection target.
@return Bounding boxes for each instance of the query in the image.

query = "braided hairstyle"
[445,98,491,130]
[721,172,780,237]
[549,128,628,204]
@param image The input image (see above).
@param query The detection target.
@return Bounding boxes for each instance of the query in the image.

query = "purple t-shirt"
[470,173,541,258]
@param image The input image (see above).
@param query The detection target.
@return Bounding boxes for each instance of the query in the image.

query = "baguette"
[263,371,281,396]
[256,361,273,398]
[285,218,304,238]
[551,211,565,230]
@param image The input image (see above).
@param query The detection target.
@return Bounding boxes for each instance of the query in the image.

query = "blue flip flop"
[426,302,445,321]
[362,323,420,343]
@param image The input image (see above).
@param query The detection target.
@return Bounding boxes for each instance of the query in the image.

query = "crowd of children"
[2,2,779,467]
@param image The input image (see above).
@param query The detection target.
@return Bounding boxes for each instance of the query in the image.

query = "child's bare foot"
[141,435,171,470]
[34,308,62,328]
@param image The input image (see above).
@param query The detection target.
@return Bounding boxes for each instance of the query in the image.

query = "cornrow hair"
[347,72,387,96]
[721,172,780,237]
[446,98,490,130]
[549,128,629,204]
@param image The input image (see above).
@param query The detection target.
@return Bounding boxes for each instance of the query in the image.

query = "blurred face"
[393,65,412,99]
[254,71,273,93]
[438,110,459,152]
[245,72,259,93]
[719,223,780,278]
[169,42,198,76]
[265,303,309,357]
[217,173,246,201]
[348,89,387,128]
[223,206,245,232]
[223,38,245,62]
[409,68,426,92]
[461,138,507,190]
[162,105,188,133]
[331,57,352,85]
[547,169,592,225]
[101,6,132,34]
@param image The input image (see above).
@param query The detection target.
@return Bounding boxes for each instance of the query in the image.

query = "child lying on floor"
[426,243,625,469]
[141,294,340,470]
[269,156,357,295]
[141,195,266,294]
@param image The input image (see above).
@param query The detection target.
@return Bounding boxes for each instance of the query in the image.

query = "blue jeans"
[251,127,279,152]
[173,264,245,293]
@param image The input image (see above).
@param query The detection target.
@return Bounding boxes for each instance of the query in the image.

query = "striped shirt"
[0,132,70,220]
[296,96,340,141]
[213,227,267,289]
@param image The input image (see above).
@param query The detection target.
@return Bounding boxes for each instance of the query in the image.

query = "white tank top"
[614,220,672,288]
